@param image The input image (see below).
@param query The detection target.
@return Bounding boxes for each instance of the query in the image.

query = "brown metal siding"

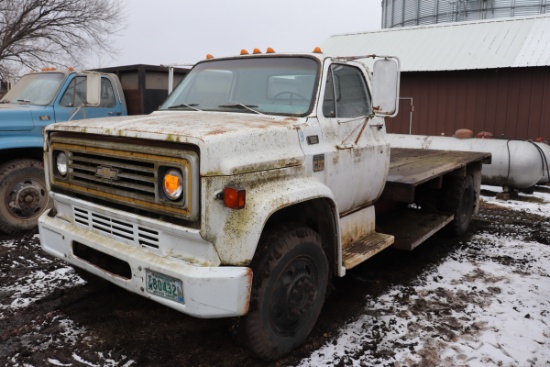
[93,64,189,115]
[389,67,550,141]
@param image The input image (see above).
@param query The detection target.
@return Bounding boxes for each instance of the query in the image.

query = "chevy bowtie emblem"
[95,166,119,180]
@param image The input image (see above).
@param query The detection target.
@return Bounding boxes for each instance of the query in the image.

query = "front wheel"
[236,225,329,361]
[0,159,50,234]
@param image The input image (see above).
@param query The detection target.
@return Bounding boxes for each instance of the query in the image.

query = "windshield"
[0,72,66,105]
[160,57,319,116]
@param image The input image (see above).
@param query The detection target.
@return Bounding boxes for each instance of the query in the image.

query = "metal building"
[382,0,550,28]
[322,15,550,140]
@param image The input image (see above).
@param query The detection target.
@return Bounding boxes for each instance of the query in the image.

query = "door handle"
[336,143,354,150]
[108,111,122,116]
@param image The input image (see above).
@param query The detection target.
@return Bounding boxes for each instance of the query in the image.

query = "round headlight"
[56,152,67,176]
[163,169,183,201]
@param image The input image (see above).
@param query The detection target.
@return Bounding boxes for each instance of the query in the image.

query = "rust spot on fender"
[201,115,299,136]
[242,267,253,315]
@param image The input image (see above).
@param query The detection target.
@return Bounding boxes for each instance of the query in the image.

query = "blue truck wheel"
[0,159,50,234]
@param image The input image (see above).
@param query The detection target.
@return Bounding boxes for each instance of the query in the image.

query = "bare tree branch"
[0,0,126,78]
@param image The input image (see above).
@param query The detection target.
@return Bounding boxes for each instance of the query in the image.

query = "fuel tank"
[386,133,550,190]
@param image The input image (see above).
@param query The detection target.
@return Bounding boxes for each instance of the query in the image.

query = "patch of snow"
[481,185,550,217]
[300,188,550,367]
[1,267,84,311]
[47,359,71,366]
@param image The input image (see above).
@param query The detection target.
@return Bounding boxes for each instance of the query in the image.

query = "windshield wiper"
[167,103,202,111]
[16,99,31,103]
[218,103,263,115]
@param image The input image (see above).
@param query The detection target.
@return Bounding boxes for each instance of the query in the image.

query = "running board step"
[342,232,395,270]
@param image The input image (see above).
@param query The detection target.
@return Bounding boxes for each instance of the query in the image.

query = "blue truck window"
[60,76,116,108]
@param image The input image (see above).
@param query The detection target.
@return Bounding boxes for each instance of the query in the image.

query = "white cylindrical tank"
[382,0,550,28]
[535,142,550,184]
[386,133,550,190]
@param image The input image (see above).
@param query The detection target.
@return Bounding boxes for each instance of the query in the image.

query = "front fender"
[202,168,336,266]
[0,135,43,151]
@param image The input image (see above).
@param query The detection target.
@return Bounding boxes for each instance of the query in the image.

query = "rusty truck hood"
[46,111,306,175]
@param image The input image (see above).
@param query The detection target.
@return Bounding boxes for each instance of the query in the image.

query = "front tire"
[237,225,329,361]
[0,159,50,234]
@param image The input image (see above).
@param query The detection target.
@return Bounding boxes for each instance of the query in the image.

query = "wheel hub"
[286,274,315,321]
[9,180,46,218]
[271,259,318,333]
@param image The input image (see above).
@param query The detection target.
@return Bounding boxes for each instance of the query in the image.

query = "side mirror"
[84,72,101,106]
[372,57,400,117]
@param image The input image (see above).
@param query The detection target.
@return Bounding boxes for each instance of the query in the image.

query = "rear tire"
[236,225,329,361]
[0,159,50,234]
[440,175,475,236]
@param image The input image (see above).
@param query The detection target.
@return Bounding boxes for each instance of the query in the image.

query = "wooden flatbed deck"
[382,148,491,202]
[342,148,491,268]
[379,148,490,251]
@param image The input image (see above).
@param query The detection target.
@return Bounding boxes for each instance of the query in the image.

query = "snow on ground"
[0,235,136,367]
[481,185,550,217]
[0,234,83,315]
[1,186,549,366]
[299,186,550,367]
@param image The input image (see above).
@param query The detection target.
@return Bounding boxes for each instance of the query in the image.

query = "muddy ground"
[1,192,549,367]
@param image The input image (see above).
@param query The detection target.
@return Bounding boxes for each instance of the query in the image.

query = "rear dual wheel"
[440,175,475,236]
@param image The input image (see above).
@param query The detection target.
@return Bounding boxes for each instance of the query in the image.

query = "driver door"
[317,63,389,214]
[54,75,122,122]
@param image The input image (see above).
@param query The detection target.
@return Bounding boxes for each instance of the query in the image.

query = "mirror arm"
[68,104,84,121]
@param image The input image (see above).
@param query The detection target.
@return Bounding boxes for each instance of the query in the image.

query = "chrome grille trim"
[69,151,156,198]
[48,135,200,221]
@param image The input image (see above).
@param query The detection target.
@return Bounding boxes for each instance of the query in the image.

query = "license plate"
[146,270,184,303]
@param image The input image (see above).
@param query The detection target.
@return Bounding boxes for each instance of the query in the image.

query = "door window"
[323,64,371,118]
[60,76,116,108]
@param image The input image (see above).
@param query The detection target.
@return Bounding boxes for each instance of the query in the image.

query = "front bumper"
[38,194,252,318]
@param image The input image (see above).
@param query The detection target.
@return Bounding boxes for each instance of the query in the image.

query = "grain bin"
[382,0,550,28]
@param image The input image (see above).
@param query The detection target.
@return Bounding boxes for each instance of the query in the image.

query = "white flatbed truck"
[39,49,490,360]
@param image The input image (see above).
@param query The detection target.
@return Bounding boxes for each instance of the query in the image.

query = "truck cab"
[0,70,126,233]
[1,69,126,134]
[0,65,190,234]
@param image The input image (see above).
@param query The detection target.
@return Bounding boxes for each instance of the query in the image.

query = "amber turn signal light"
[223,186,246,209]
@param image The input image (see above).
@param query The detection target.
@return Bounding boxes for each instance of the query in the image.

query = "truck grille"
[71,151,156,199]
[74,206,160,249]
[48,134,199,222]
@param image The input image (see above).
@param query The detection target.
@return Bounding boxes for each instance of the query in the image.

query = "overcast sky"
[99,0,382,68]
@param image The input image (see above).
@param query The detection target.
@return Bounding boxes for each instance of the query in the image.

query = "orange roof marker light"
[266,47,276,54]
[313,47,323,54]
[206,54,214,59]
[253,48,262,54]
[240,49,249,55]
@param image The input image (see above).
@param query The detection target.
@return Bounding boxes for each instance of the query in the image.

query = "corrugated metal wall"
[388,67,550,140]
[382,0,550,28]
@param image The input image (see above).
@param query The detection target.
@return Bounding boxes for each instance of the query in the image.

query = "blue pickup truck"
[0,65,189,233]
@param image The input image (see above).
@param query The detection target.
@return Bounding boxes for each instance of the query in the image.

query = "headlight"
[56,152,68,176]
[163,169,183,201]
